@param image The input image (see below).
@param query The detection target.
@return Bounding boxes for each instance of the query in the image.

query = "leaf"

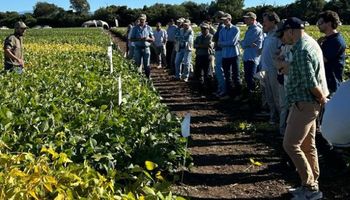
[10,168,27,177]
[249,158,263,166]
[44,183,53,192]
[28,190,39,200]
[54,193,65,200]
[155,171,164,181]
[145,160,157,171]
[142,186,156,195]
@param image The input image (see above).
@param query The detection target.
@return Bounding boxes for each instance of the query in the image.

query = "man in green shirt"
[3,21,27,72]
[277,17,329,200]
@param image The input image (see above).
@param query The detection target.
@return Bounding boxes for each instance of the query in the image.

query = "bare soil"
[111,32,350,200]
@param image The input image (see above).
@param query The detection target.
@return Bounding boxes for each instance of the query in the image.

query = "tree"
[324,0,350,24]
[70,0,90,14]
[208,0,244,22]
[33,2,61,18]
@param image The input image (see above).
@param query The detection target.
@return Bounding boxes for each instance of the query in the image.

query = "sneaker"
[290,187,323,200]
[288,186,303,195]
[183,78,189,82]
[157,65,162,69]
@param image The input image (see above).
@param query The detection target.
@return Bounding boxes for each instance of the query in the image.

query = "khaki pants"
[283,102,321,189]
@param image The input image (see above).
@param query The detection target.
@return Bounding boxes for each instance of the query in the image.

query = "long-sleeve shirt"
[130,24,153,47]
[175,28,194,52]
[241,23,263,64]
[260,27,281,72]
[167,24,178,42]
[286,34,329,106]
[194,33,213,56]
[153,29,168,47]
[218,24,240,58]
[213,23,225,51]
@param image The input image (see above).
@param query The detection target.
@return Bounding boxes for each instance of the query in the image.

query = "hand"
[17,58,24,67]
[317,96,328,105]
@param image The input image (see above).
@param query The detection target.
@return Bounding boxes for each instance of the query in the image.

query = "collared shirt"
[167,24,178,42]
[194,33,213,56]
[130,24,153,47]
[4,34,23,66]
[286,34,329,106]
[320,32,346,93]
[153,29,168,47]
[213,23,225,51]
[218,24,240,58]
[175,28,193,52]
[241,23,263,64]
[260,27,281,72]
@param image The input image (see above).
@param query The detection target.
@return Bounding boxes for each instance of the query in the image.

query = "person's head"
[277,17,305,45]
[138,14,147,26]
[243,12,257,25]
[317,10,341,33]
[183,19,191,30]
[14,21,27,36]
[156,22,162,30]
[176,17,184,27]
[169,19,175,25]
[262,11,280,33]
[214,11,225,23]
[200,22,210,35]
[221,13,232,26]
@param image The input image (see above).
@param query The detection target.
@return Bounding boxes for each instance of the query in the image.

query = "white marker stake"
[118,75,122,106]
[181,113,191,183]
[108,46,113,74]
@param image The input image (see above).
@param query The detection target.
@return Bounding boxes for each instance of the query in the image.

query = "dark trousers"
[166,41,175,69]
[222,56,241,93]
[194,55,210,85]
[243,61,257,92]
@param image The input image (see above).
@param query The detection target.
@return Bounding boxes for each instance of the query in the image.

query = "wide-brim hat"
[243,12,257,19]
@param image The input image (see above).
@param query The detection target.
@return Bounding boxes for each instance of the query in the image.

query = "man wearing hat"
[218,13,241,97]
[193,22,214,89]
[166,19,177,70]
[130,14,154,78]
[213,11,228,98]
[174,19,193,82]
[3,21,27,72]
[241,12,264,94]
[278,17,329,200]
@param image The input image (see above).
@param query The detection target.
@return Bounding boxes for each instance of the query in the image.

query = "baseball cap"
[14,21,27,29]
[200,22,210,29]
[214,11,225,18]
[138,14,147,20]
[243,12,257,19]
[276,17,305,37]
[221,13,232,20]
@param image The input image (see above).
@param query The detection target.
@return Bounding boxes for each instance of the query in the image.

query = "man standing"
[317,10,346,95]
[3,21,27,72]
[130,14,154,78]
[153,22,168,69]
[194,22,214,89]
[175,19,193,82]
[278,17,329,200]
[213,11,228,98]
[260,12,283,127]
[218,13,241,97]
[166,19,177,70]
[241,12,264,93]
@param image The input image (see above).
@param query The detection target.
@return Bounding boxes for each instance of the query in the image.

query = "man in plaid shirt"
[276,17,329,200]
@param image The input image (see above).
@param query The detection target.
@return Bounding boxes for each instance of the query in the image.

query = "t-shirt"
[4,34,23,66]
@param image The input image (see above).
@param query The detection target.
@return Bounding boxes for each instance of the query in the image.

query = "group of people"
[125,10,347,200]
[3,10,347,200]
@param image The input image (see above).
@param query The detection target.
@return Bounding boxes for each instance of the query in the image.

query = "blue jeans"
[215,51,226,94]
[134,47,151,78]
[175,49,192,79]
[243,61,257,92]
[222,56,241,92]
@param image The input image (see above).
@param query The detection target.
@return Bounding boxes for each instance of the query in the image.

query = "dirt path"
[111,31,349,200]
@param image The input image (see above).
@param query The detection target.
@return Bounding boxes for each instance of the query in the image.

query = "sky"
[0,0,295,12]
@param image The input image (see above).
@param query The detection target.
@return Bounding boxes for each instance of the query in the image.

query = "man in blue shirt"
[218,13,241,96]
[241,12,264,93]
[317,10,346,95]
[153,22,168,68]
[166,19,177,70]
[130,14,154,78]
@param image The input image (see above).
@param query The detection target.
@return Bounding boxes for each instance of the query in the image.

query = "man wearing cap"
[130,14,154,78]
[3,21,27,72]
[166,19,177,70]
[174,19,193,82]
[193,22,214,89]
[213,11,228,98]
[170,18,185,75]
[153,22,168,69]
[241,12,264,93]
[218,13,241,96]
[278,17,329,200]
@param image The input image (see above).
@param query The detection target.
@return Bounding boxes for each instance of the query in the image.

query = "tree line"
[0,0,349,28]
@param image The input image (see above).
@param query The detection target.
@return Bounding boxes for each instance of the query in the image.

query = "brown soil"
[111,31,350,200]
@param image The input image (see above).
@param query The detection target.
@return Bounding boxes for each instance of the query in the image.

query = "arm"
[241,27,260,49]
[310,87,328,105]
[219,27,240,47]
[4,48,24,66]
